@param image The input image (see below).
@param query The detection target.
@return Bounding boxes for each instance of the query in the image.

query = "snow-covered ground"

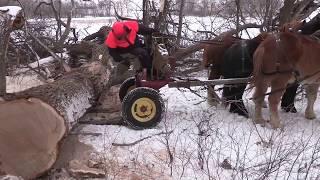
[7,68,320,179]
[66,15,320,179]
[7,13,320,179]
[75,76,320,179]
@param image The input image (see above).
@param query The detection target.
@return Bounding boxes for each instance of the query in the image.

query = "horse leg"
[207,69,221,106]
[229,84,249,118]
[305,84,319,119]
[222,85,232,107]
[249,83,268,108]
[253,80,268,125]
[269,79,288,129]
[281,84,299,113]
[262,100,268,108]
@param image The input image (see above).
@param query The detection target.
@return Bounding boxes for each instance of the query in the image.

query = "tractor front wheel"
[122,87,164,129]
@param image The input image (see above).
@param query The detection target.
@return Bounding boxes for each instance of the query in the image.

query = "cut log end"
[0,98,66,179]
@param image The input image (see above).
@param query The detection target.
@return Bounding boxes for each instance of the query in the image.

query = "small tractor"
[119,37,251,129]
[119,39,174,129]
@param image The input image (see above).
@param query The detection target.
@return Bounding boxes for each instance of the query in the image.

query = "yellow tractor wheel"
[122,87,164,129]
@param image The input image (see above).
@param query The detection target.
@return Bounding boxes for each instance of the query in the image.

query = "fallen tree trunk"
[0,61,111,179]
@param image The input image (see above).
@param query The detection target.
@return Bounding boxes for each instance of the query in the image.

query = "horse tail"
[252,45,265,84]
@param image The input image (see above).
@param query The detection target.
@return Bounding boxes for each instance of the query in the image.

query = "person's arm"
[108,47,134,62]
[137,24,156,35]
[108,48,123,62]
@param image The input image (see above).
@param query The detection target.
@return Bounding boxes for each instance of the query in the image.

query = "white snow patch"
[77,82,320,179]
[0,6,22,20]
[28,56,55,69]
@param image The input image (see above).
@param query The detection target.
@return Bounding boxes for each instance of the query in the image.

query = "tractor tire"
[119,77,136,102]
[122,87,165,129]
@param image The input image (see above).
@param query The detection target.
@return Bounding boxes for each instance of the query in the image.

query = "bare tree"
[176,0,185,45]
[0,6,25,96]
[0,15,11,96]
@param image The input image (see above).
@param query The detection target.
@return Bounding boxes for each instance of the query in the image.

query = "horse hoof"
[236,111,249,118]
[262,100,268,108]
[270,121,283,129]
[207,99,219,107]
[305,112,316,119]
[281,106,297,113]
[290,107,297,113]
[253,118,266,126]
[230,107,249,118]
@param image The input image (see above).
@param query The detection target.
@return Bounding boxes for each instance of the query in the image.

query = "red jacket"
[105,21,139,48]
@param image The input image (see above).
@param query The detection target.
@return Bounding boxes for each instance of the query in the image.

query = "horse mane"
[252,41,266,83]
[279,32,303,65]
[252,31,303,84]
[279,20,305,33]
[202,32,241,68]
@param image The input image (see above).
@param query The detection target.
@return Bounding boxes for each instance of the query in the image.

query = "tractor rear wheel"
[119,77,136,102]
[122,87,164,129]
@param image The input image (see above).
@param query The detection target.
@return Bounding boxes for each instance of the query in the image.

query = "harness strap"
[262,69,294,75]
[275,33,282,72]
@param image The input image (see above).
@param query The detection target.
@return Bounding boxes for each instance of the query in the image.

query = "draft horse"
[253,32,320,128]
[203,32,241,106]
[220,33,267,117]
[203,31,300,118]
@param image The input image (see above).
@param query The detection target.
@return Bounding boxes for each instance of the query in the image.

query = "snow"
[62,14,320,177]
[28,56,55,69]
[76,82,320,179]
[6,7,320,179]
[13,65,320,179]
[0,6,21,20]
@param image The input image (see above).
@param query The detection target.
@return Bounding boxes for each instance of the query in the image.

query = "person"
[105,20,156,77]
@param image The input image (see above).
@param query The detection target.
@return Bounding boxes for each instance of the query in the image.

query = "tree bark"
[176,0,185,45]
[279,0,296,25]
[142,0,150,26]
[0,17,12,97]
[0,61,111,179]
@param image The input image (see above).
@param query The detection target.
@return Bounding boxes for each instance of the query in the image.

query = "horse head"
[202,32,240,68]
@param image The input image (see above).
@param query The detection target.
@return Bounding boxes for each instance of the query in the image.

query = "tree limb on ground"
[112,130,174,147]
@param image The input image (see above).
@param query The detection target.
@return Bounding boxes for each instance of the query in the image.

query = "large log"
[0,61,111,179]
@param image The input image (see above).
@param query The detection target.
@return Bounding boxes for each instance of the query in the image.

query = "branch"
[28,32,71,72]
[112,1,142,22]
[56,2,74,47]
[292,0,316,20]
[112,130,174,147]
[171,23,262,61]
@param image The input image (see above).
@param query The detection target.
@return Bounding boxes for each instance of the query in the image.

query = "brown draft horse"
[203,32,241,105]
[253,31,320,129]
